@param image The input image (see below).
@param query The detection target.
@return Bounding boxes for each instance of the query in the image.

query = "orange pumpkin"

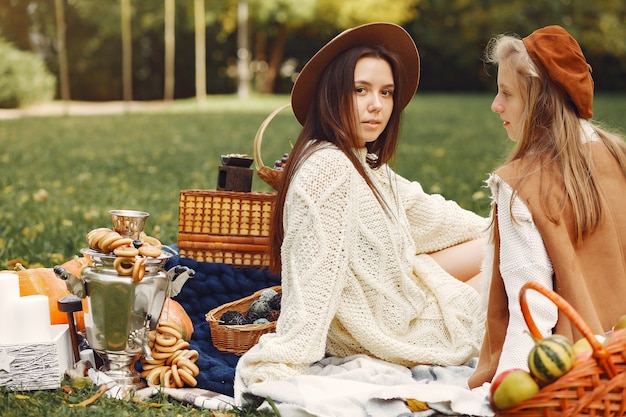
[2,257,90,333]
[159,297,194,341]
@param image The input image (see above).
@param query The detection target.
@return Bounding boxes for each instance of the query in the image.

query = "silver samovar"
[55,210,193,394]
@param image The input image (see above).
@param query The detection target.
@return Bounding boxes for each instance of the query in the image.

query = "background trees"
[0,0,624,105]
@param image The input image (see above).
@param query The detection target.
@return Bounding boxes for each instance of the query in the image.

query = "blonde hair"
[485,34,626,243]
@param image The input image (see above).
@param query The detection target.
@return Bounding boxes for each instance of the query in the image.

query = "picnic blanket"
[165,250,494,415]
[243,355,493,417]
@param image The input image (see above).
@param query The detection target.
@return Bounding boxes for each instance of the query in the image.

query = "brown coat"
[468,141,626,388]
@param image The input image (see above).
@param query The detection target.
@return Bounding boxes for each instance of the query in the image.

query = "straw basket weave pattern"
[497,281,626,417]
[178,190,275,267]
[206,286,281,355]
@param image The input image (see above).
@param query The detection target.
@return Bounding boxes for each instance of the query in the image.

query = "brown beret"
[523,25,594,119]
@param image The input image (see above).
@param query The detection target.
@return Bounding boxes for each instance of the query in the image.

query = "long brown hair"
[485,34,626,243]
[269,45,405,274]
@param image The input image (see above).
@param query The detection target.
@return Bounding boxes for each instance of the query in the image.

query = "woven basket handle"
[520,281,618,378]
[253,103,291,172]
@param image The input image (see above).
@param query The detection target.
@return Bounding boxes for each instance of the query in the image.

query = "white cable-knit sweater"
[235,144,487,396]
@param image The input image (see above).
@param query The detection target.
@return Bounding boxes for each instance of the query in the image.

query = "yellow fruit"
[614,314,626,330]
[490,369,540,410]
[573,334,605,356]
[528,334,575,384]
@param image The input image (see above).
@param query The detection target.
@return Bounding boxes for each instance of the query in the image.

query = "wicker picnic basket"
[206,285,281,355]
[177,190,275,267]
[253,103,291,190]
[497,280,626,417]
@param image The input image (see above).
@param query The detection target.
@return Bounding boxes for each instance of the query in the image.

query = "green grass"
[1,93,626,268]
[0,384,276,417]
[1,93,626,415]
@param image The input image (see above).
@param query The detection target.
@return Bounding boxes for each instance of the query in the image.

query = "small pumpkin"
[5,257,90,333]
[528,334,575,384]
[159,297,194,341]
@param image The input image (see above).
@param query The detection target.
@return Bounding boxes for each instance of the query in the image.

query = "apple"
[574,350,592,366]
[614,314,626,331]
[489,369,540,411]
[573,334,606,356]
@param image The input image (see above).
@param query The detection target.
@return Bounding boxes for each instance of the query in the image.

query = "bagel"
[145,366,167,386]
[141,357,166,367]
[142,236,162,249]
[138,243,162,258]
[157,320,182,332]
[132,257,146,282]
[114,245,139,258]
[98,231,123,253]
[113,256,135,276]
[165,349,185,366]
[183,349,199,362]
[109,237,134,251]
[150,350,172,361]
[177,367,197,387]
[86,227,110,244]
[177,357,200,377]
[88,228,111,250]
[140,362,166,373]
[161,369,174,387]
[155,332,177,348]
[171,363,183,388]
[156,324,182,340]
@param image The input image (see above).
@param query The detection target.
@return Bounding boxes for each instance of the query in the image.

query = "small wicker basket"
[497,281,626,417]
[253,104,291,190]
[206,286,281,355]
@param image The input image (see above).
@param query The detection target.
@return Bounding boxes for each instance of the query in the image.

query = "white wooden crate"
[0,324,73,390]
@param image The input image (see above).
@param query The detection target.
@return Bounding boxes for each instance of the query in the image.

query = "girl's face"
[491,62,525,142]
[353,57,395,147]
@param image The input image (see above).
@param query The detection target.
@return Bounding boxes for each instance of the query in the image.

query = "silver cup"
[109,209,150,240]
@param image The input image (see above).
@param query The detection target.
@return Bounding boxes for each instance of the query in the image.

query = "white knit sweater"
[486,173,557,377]
[235,144,487,395]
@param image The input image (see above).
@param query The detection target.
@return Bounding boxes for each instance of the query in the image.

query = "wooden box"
[0,324,73,390]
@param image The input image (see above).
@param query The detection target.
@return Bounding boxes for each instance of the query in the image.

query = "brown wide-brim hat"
[291,22,420,126]
[523,25,594,119]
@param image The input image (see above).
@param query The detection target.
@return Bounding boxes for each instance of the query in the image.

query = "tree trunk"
[54,0,70,113]
[164,0,175,101]
[194,0,206,104]
[237,0,250,98]
[121,0,132,103]
[261,23,287,94]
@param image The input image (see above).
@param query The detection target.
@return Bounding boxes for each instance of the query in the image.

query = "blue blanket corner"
[164,251,281,396]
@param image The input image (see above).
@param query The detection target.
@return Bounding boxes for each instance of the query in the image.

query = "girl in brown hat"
[469,25,626,390]
[235,22,488,398]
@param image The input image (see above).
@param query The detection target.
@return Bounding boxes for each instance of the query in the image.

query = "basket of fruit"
[205,286,281,355]
[253,104,291,190]
[490,280,626,416]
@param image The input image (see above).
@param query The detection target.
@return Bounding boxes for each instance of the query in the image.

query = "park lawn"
[0,92,625,415]
[1,93,626,268]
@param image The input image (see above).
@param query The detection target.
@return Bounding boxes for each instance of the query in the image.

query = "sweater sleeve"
[235,148,355,391]
[386,168,488,253]
[490,174,558,376]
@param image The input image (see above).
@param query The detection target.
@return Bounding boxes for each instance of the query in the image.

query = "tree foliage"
[0,0,623,103]
[0,38,56,108]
